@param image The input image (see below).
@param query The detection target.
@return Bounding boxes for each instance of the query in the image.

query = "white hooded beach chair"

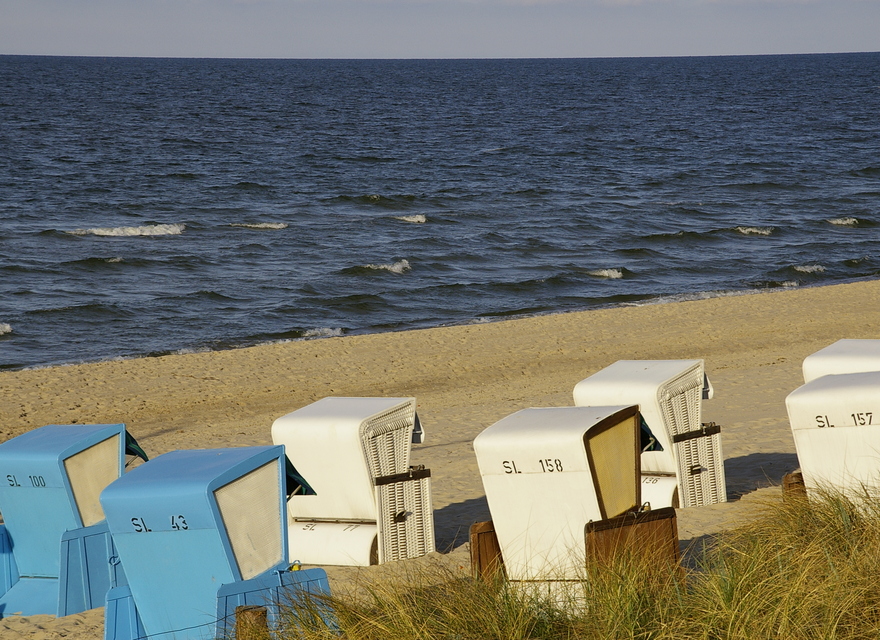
[802,339,880,383]
[271,397,434,566]
[473,405,641,582]
[786,370,880,494]
[572,360,726,509]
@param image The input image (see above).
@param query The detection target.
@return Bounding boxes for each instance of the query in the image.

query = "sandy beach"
[2,279,880,638]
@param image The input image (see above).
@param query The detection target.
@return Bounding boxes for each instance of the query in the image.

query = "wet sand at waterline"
[2,279,879,638]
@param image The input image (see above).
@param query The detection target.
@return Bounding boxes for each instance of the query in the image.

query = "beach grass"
[275,488,880,640]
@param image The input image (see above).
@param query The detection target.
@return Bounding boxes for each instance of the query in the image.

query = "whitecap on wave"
[394,215,426,223]
[229,222,289,230]
[827,217,859,226]
[67,223,185,237]
[0,323,12,336]
[734,226,774,236]
[365,259,411,274]
[302,327,344,338]
[622,289,759,308]
[794,264,825,274]
[587,268,623,279]
[172,347,212,355]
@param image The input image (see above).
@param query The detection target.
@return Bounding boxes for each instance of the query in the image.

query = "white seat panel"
[287,522,378,567]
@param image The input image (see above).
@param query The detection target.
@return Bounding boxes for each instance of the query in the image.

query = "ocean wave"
[333,193,419,209]
[587,268,624,279]
[67,223,186,237]
[364,259,411,274]
[164,172,200,180]
[230,222,289,230]
[852,166,880,178]
[60,256,126,267]
[301,327,344,338]
[751,280,800,289]
[827,216,860,226]
[172,346,213,355]
[232,181,272,190]
[621,289,759,307]
[643,230,709,242]
[794,264,825,274]
[0,323,12,336]
[734,226,774,236]
[394,215,427,223]
[662,200,705,207]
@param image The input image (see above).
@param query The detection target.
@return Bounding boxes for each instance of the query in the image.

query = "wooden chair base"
[585,506,680,567]
[470,507,681,582]
[469,520,505,580]
[782,470,807,501]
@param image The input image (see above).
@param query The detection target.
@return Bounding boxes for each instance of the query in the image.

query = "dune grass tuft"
[275,489,880,640]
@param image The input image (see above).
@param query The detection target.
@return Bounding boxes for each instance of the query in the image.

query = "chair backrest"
[573,360,707,475]
[802,339,880,383]
[0,423,125,578]
[787,371,880,493]
[573,359,725,508]
[271,397,418,521]
[473,405,640,580]
[100,446,288,640]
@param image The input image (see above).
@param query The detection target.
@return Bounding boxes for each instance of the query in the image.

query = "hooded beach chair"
[0,423,145,617]
[572,359,726,509]
[473,405,643,583]
[802,339,880,383]
[100,446,330,640]
[786,370,880,495]
[271,396,435,566]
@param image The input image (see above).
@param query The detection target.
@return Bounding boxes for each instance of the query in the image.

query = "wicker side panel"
[376,475,435,563]
[659,370,704,438]
[362,402,415,477]
[675,431,727,507]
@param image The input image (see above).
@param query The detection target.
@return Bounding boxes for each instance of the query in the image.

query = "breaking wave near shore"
[302,328,344,338]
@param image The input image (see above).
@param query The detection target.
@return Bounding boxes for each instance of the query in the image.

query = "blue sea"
[1,53,879,371]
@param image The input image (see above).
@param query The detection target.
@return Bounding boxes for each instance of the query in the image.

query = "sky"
[1,0,879,59]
